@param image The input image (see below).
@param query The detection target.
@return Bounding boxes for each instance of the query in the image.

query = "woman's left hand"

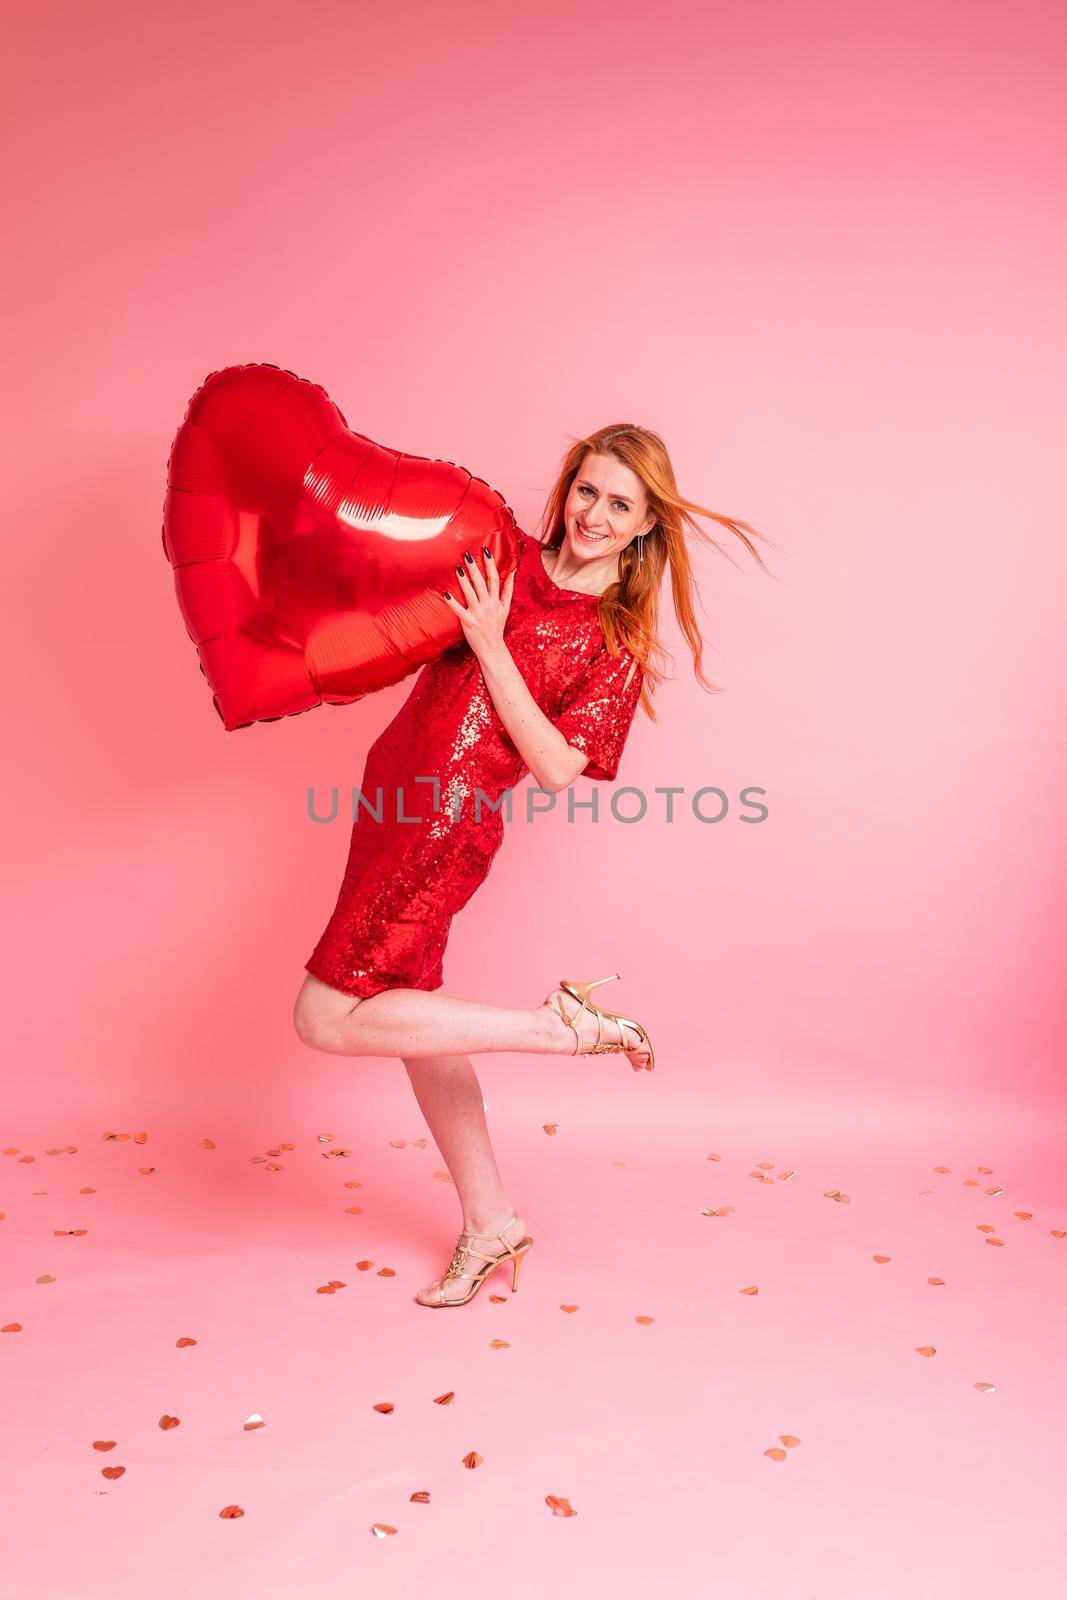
[442,547,515,661]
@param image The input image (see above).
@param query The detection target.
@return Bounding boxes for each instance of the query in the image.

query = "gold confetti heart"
[92,1441,116,1452]
[635,1314,655,1324]
[175,1337,197,1348]
[1014,1212,1032,1221]
[410,1490,431,1503]
[36,1274,56,1284]
[344,1207,363,1215]
[158,1415,180,1431]
[219,1505,244,1519]
[372,1402,395,1414]
[740,1286,759,1296]
[974,1382,996,1393]
[433,1392,455,1406]
[916,1346,936,1357]
[101,1466,125,1480]
[546,1494,577,1517]
[371,1523,397,1537]
[763,1448,786,1461]
[543,1124,559,1136]
[928,1277,945,1286]
[779,1435,801,1447]
[390,1139,407,1149]
[243,1415,265,1430]
[490,1339,510,1349]
[985,1237,1004,1247]
[377,1267,396,1277]
[462,1451,483,1469]
[356,1260,374,1271]
[560,1305,579,1313]
[873,1256,892,1264]
[434,1172,454,1183]
[198,1138,216,1150]
[706,1153,722,1162]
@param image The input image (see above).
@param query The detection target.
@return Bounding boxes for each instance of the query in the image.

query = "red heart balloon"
[161,363,521,730]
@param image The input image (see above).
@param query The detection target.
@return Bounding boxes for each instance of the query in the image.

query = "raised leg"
[294,972,571,1058]
[292,973,651,1068]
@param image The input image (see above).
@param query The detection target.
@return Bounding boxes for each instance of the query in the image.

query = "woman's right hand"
[442,546,515,662]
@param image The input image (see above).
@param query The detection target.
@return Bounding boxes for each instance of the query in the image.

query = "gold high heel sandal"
[542,973,656,1072]
[416,1209,534,1308]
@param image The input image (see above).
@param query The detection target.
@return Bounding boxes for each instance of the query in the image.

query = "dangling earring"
[636,534,645,565]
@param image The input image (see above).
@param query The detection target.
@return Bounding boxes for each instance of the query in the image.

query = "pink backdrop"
[2,1,1065,1594]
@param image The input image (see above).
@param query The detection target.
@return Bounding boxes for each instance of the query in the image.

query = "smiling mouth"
[574,523,609,542]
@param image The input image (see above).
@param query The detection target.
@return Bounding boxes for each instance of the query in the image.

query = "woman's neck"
[546,540,617,596]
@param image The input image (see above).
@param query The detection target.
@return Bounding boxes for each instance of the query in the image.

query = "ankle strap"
[461,1209,518,1242]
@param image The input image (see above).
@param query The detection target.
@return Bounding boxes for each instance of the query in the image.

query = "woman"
[293,422,768,1307]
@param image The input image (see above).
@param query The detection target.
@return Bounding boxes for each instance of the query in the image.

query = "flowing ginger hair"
[532,423,779,721]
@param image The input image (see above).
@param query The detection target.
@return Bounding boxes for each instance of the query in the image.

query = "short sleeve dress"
[304,531,645,998]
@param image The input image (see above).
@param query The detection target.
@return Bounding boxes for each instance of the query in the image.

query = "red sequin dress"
[304,531,645,999]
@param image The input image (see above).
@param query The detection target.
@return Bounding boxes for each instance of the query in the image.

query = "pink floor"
[2,1083,1064,1599]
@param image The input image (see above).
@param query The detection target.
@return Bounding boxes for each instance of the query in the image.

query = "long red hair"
[532,423,778,721]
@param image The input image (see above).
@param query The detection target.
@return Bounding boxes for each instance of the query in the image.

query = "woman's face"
[562,452,655,565]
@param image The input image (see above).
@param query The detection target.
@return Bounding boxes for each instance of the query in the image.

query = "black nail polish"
[443,590,452,599]
[482,546,492,559]
[455,564,463,577]
[464,550,474,563]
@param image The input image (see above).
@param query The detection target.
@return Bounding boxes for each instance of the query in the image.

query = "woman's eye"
[578,486,629,514]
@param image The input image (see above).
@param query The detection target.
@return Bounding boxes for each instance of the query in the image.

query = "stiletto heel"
[541,973,656,1071]
[510,1247,529,1291]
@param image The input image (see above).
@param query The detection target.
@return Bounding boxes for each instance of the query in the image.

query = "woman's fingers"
[462,551,489,598]
[482,547,499,599]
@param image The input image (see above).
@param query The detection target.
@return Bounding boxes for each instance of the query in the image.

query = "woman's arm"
[477,644,589,791]
[442,547,588,791]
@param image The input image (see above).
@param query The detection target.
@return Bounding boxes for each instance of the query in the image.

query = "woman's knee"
[293,977,362,1051]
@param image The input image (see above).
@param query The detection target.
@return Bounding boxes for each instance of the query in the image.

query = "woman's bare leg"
[402,1052,509,1230]
[292,973,649,1067]
[401,1050,531,1305]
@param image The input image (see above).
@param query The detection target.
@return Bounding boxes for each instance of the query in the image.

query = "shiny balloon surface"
[162,363,521,730]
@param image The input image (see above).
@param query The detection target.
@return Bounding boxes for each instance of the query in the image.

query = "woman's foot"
[540,988,651,1071]
[414,1210,531,1306]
